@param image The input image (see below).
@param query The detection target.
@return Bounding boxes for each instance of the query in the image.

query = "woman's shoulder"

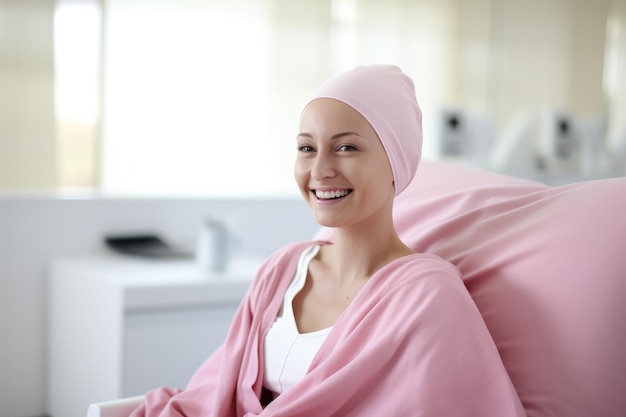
[376,252,463,292]
[396,251,460,274]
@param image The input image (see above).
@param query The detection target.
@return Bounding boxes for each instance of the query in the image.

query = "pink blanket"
[130,241,525,417]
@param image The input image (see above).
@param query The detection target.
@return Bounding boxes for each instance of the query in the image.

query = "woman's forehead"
[298,99,383,152]
[300,98,371,130]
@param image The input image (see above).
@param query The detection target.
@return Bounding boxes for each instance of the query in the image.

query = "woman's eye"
[338,144,357,152]
[298,145,314,153]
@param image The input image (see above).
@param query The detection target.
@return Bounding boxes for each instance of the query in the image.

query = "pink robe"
[130,241,525,417]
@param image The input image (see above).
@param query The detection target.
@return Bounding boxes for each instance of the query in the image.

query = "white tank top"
[263,245,332,396]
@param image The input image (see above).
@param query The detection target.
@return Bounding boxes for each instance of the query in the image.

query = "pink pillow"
[315,161,626,417]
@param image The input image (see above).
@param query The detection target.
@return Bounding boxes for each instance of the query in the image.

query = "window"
[100,0,275,197]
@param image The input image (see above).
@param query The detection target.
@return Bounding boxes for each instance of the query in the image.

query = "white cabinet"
[47,255,258,417]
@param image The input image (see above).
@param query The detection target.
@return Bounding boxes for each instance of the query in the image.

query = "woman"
[130,65,525,416]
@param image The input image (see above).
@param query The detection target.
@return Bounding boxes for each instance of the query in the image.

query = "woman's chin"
[312,215,341,229]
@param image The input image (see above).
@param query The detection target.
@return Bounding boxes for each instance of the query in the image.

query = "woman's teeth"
[315,190,350,200]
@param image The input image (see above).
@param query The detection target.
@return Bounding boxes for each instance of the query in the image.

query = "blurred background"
[2,0,626,198]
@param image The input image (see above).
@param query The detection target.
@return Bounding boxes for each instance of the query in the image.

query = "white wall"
[0,196,319,417]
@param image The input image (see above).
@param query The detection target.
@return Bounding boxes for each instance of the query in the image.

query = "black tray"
[104,234,193,259]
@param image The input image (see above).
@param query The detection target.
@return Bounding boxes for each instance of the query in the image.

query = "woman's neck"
[319,221,414,284]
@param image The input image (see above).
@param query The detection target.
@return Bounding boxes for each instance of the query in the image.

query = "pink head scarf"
[306,65,423,195]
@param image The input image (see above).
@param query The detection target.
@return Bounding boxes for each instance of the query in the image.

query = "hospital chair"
[86,161,626,417]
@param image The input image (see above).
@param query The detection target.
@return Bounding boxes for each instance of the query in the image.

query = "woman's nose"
[311,154,336,180]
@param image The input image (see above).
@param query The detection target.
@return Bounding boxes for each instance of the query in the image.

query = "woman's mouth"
[314,189,353,200]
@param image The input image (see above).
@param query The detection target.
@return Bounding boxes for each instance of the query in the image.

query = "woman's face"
[294,98,395,229]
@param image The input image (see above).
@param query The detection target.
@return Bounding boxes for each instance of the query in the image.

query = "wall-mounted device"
[436,109,466,157]
[538,111,582,175]
[433,107,494,168]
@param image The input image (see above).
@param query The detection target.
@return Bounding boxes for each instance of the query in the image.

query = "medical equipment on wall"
[538,111,583,175]
[434,105,620,184]
[489,110,616,183]
[433,107,494,168]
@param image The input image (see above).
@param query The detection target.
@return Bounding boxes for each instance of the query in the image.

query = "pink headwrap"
[306,65,423,195]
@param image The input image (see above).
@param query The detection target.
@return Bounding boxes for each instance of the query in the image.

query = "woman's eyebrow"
[331,132,363,140]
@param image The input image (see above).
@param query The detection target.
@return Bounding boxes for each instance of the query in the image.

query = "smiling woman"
[126,63,526,417]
